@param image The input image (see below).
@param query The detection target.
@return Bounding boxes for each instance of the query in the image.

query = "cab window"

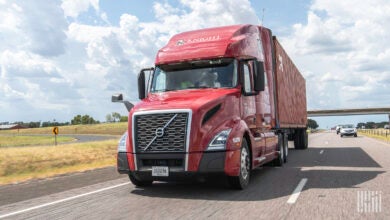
[242,63,253,93]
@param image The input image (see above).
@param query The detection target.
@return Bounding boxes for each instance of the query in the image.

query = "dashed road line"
[320,150,324,154]
[287,178,308,204]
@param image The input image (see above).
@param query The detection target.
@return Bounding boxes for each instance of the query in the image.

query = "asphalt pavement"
[0,132,388,219]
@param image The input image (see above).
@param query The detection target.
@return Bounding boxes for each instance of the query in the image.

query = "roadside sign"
[53,126,59,146]
[53,126,59,135]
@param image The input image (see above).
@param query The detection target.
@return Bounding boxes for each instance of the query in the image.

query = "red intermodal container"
[273,37,307,128]
[114,24,308,190]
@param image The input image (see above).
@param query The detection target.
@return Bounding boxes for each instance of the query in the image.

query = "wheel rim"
[241,147,249,180]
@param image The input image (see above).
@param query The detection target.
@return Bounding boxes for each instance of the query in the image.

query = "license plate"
[152,166,169,177]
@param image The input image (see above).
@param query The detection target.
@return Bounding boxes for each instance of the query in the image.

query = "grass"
[0,135,75,147]
[0,140,117,185]
[358,129,390,143]
[0,122,128,136]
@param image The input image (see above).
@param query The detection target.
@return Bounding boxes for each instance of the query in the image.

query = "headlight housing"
[118,132,128,152]
[207,129,232,151]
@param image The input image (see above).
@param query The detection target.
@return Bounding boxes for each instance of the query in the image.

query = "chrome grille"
[135,112,188,152]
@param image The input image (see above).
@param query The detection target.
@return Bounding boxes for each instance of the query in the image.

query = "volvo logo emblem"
[155,127,164,137]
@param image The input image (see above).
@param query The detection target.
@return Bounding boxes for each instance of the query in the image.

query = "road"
[62,134,119,143]
[0,132,388,219]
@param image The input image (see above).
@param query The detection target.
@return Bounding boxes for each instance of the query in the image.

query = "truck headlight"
[118,132,128,152]
[207,129,232,151]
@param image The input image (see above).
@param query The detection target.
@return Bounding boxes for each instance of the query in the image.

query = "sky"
[0,0,389,128]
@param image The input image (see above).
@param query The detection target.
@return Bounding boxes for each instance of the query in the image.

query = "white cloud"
[1,0,260,123]
[283,0,390,110]
[6,0,388,125]
[0,0,68,57]
[61,0,99,18]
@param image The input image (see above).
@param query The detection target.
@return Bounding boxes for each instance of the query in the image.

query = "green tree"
[28,121,40,128]
[71,114,97,125]
[357,122,366,128]
[307,118,319,129]
[366,121,376,129]
[120,116,128,122]
[112,112,121,122]
[106,114,114,123]
[71,115,82,125]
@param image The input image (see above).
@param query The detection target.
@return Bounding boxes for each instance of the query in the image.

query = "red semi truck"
[113,24,307,189]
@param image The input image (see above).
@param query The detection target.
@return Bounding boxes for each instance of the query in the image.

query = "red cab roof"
[155,24,265,65]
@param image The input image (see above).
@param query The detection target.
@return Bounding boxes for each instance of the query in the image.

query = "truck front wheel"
[228,138,250,190]
[129,173,153,187]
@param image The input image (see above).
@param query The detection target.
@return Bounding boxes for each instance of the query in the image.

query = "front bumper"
[340,130,356,136]
[117,151,226,179]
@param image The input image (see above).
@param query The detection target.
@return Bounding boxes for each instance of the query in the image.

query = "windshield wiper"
[152,89,176,92]
[188,86,213,89]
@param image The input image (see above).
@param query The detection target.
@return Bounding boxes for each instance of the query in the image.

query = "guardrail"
[358,129,390,143]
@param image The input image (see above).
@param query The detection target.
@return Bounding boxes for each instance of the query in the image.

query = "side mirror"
[254,60,265,92]
[138,68,154,100]
[112,93,123,102]
[138,71,145,100]
[111,93,134,112]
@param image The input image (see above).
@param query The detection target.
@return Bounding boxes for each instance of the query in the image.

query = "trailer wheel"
[129,173,153,187]
[294,129,308,150]
[283,133,288,163]
[287,133,294,141]
[228,139,250,190]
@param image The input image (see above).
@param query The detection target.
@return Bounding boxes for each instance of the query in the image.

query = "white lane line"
[301,166,384,172]
[319,150,324,154]
[287,178,308,204]
[0,182,130,219]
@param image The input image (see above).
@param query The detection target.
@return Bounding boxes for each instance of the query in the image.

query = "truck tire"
[272,134,284,166]
[283,133,288,163]
[294,129,308,150]
[287,133,294,141]
[129,173,153,187]
[228,138,251,190]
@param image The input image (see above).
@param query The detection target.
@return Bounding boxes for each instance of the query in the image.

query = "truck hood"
[134,88,239,112]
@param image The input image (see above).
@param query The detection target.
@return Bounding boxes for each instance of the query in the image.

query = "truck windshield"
[150,58,237,92]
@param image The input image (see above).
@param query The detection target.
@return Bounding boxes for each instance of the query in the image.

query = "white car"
[336,125,342,134]
[340,124,357,137]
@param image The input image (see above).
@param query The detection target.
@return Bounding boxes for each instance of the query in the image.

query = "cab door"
[241,62,256,128]
[240,61,263,161]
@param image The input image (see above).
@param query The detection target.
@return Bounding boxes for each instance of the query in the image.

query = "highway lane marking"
[287,178,308,204]
[319,150,324,154]
[0,182,130,219]
[301,166,385,172]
